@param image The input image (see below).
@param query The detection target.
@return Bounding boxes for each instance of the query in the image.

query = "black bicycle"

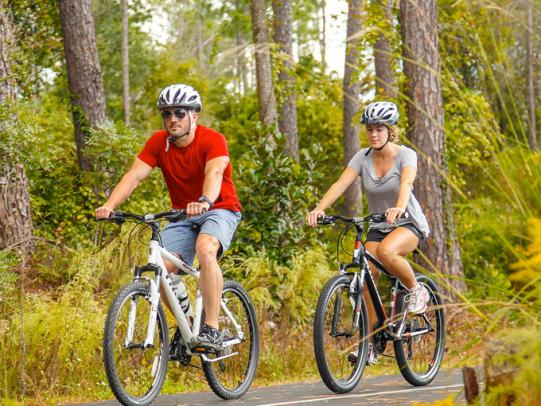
[313,213,445,393]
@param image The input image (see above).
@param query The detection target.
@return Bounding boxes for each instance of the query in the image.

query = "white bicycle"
[99,209,259,406]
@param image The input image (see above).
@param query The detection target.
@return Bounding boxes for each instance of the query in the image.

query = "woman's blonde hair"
[387,125,399,143]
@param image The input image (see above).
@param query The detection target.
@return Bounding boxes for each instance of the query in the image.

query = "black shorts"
[366,223,424,243]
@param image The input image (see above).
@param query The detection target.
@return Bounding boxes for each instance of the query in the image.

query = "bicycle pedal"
[191,345,216,354]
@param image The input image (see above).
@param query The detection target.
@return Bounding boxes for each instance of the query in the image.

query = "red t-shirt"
[138,126,241,212]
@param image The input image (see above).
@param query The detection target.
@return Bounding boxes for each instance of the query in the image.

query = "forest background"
[1,0,541,404]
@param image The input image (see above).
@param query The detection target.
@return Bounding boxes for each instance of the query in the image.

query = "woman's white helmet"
[361,101,398,126]
[157,84,202,112]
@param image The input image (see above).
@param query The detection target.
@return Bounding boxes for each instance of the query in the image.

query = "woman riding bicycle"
[306,101,430,362]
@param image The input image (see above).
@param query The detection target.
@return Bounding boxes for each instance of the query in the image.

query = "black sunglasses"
[161,109,187,120]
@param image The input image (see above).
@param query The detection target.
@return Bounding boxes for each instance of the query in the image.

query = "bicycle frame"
[127,222,242,360]
[338,218,432,342]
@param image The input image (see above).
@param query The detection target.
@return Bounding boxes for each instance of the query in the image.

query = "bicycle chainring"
[373,331,388,354]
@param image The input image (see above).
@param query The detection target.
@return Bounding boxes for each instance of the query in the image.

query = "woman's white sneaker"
[406,284,430,314]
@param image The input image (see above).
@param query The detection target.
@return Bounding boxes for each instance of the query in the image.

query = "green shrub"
[222,247,333,326]
[231,129,324,264]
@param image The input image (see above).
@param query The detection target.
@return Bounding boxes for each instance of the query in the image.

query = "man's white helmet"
[157,84,202,112]
[361,101,398,126]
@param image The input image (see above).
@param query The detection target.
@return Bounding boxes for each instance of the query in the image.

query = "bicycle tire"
[103,280,169,406]
[313,274,369,393]
[203,280,259,399]
[393,273,446,386]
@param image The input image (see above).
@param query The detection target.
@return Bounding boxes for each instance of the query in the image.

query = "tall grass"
[1,231,334,404]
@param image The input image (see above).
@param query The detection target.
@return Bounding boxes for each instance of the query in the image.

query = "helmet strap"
[165,112,194,152]
[373,138,390,151]
[373,131,391,152]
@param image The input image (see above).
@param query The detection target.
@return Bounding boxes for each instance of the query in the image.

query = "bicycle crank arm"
[200,352,239,363]
[330,331,353,338]
[401,328,431,338]
[222,337,242,347]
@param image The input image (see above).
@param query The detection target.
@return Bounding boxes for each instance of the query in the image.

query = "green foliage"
[439,0,538,144]
[231,129,323,264]
[457,148,541,297]
[7,0,64,97]
[94,0,157,125]
[0,250,21,322]
[442,79,499,193]
[510,218,541,305]
[0,249,107,401]
[484,327,541,405]
[223,247,334,326]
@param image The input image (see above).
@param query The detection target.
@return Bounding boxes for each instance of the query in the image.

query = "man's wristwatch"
[198,195,214,209]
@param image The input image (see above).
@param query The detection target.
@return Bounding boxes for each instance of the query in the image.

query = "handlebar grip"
[317,216,335,225]
[169,210,188,222]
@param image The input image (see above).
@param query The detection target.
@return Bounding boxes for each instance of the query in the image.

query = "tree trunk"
[526,0,537,150]
[0,4,15,107]
[0,164,35,253]
[319,0,327,72]
[235,0,249,95]
[121,0,130,125]
[0,6,31,399]
[60,0,107,171]
[251,0,277,127]
[0,3,35,256]
[400,0,466,294]
[273,0,299,160]
[342,0,363,216]
[235,20,243,94]
[196,0,204,67]
[374,0,397,99]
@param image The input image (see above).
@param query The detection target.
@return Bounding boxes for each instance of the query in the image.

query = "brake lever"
[108,211,126,225]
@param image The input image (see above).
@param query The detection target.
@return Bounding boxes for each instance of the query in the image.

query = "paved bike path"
[73,369,464,405]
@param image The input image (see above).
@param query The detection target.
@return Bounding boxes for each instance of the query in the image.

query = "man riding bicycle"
[95,83,242,349]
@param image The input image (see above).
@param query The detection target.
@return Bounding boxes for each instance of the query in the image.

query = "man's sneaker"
[192,324,228,350]
[348,342,378,366]
[406,283,430,314]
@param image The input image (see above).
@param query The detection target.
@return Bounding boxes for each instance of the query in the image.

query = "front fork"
[144,275,161,348]
[351,265,366,331]
[124,275,160,349]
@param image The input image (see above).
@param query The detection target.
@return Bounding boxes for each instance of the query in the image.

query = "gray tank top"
[347,145,430,237]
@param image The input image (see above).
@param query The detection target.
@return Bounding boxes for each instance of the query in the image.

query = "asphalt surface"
[74,369,464,405]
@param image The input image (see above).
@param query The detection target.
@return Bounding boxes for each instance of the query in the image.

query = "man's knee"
[196,236,220,263]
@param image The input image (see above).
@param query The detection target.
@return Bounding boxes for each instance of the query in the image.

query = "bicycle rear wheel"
[393,273,446,386]
[103,280,169,406]
[313,274,369,393]
[203,280,259,399]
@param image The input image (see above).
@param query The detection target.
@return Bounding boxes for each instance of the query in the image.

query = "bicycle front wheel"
[103,280,169,406]
[203,280,259,400]
[313,274,369,393]
[393,273,446,386]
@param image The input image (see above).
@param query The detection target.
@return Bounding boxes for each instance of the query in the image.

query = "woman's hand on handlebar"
[95,205,114,220]
[385,207,405,224]
[306,208,325,227]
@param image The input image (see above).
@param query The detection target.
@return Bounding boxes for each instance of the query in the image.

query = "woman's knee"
[376,244,397,265]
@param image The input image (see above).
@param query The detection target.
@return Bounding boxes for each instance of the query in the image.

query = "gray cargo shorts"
[161,209,241,266]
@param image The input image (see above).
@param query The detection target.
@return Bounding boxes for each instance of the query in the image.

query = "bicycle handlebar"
[97,209,188,225]
[317,212,408,225]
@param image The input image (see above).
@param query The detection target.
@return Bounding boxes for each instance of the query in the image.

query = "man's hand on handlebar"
[306,208,325,227]
[186,201,210,216]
